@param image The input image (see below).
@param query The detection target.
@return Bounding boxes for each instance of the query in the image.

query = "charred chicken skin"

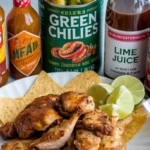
[0,122,17,140]
[0,95,62,139]
[82,109,113,135]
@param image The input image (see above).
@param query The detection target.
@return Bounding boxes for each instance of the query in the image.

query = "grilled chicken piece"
[1,139,34,150]
[0,122,17,140]
[32,113,80,150]
[82,109,113,135]
[14,95,63,139]
[74,129,101,150]
[0,95,62,139]
[56,92,95,115]
[63,134,77,150]
[100,116,132,149]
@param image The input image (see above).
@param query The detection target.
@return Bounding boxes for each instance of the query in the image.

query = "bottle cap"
[13,0,31,8]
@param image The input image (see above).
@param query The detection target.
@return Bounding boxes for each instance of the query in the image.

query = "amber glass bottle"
[0,6,8,87]
[105,0,150,80]
[7,0,42,79]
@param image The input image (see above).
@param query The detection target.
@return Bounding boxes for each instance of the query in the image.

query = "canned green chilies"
[39,0,101,72]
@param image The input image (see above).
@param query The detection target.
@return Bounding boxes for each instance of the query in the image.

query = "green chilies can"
[39,0,101,72]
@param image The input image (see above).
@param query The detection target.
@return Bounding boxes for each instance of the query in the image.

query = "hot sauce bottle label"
[8,31,41,76]
[105,24,149,79]
[0,23,7,76]
[13,0,30,8]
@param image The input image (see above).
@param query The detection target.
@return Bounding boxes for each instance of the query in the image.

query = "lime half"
[88,83,114,107]
[105,85,134,119]
[111,75,145,105]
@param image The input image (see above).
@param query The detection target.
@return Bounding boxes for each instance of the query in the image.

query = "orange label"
[0,23,7,76]
[8,31,41,76]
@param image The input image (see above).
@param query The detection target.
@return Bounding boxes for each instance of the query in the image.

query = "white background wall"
[1,0,107,17]
[1,0,38,17]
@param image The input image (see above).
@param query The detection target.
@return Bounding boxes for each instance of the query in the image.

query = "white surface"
[0,0,38,17]
[0,72,150,149]
[0,72,112,98]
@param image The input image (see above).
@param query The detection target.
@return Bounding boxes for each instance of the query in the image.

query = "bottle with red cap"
[7,0,42,79]
[0,6,8,87]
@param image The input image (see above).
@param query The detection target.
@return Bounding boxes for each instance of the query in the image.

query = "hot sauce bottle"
[7,0,42,79]
[0,6,8,87]
[105,0,150,80]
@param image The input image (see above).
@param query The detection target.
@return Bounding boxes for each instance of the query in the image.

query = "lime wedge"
[99,104,131,119]
[111,75,145,105]
[88,83,114,107]
[106,85,134,119]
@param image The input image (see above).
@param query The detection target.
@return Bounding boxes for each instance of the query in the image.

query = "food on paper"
[88,83,114,107]
[111,75,145,105]
[0,71,148,150]
[64,70,101,93]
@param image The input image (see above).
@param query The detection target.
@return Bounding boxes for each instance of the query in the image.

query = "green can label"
[39,0,101,72]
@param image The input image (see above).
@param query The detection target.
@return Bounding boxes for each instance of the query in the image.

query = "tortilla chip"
[0,97,27,124]
[122,106,148,142]
[0,71,65,124]
[64,71,101,93]
[24,71,65,104]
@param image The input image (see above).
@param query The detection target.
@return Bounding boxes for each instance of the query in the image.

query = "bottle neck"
[13,0,31,8]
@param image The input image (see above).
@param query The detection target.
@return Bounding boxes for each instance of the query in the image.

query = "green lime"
[111,75,145,105]
[88,83,114,107]
[99,104,131,119]
[106,85,134,119]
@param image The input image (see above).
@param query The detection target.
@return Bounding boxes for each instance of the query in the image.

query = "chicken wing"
[56,92,95,115]
[0,95,63,139]
[32,113,80,150]
[74,129,101,150]
[82,109,113,135]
